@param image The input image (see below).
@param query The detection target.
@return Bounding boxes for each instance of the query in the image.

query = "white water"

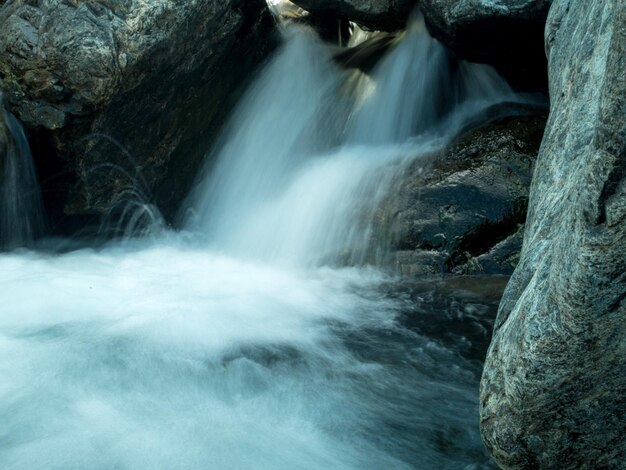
[0,20,519,469]
[0,240,496,469]
[186,21,515,266]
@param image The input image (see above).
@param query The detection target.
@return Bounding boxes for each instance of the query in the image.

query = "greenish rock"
[480,0,626,467]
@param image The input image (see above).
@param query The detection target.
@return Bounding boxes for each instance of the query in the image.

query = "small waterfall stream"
[0,20,529,469]
[0,99,44,249]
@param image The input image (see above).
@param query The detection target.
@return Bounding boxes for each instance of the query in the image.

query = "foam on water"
[0,240,496,469]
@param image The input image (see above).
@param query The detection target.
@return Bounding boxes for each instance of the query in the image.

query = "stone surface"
[480,0,626,468]
[0,0,276,228]
[374,112,547,277]
[0,102,6,173]
[291,0,419,31]
[419,0,552,90]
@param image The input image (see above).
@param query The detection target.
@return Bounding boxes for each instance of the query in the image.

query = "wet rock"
[0,0,276,228]
[480,0,626,467]
[291,0,419,31]
[375,112,546,277]
[0,106,6,170]
[420,0,552,90]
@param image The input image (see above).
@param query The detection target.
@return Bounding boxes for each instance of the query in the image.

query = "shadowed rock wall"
[480,0,626,467]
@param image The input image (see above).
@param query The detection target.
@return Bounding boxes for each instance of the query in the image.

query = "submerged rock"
[0,0,276,228]
[481,0,626,467]
[291,0,419,31]
[375,111,547,277]
[420,0,552,90]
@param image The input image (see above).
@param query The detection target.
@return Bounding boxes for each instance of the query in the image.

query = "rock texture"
[420,0,552,90]
[291,0,419,31]
[375,111,547,277]
[0,0,275,228]
[0,107,7,190]
[480,0,626,468]
[0,105,6,161]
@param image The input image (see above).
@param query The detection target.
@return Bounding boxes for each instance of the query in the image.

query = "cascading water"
[186,20,516,266]
[0,18,530,469]
[0,99,44,250]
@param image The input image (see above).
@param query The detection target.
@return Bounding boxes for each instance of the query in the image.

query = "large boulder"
[0,0,275,229]
[420,0,552,90]
[480,0,626,468]
[375,111,547,276]
[291,0,419,31]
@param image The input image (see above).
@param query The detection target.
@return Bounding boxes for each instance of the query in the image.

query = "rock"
[455,224,525,275]
[0,104,6,170]
[291,0,419,31]
[267,0,309,20]
[419,0,553,90]
[480,0,626,468]
[375,112,547,276]
[0,0,276,229]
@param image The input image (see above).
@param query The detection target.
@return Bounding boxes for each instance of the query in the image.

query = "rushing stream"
[0,19,527,469]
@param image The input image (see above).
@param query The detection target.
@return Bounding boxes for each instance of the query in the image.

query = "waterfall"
[0,16,525,470]
[0,99,44,250]
[186,18,516,266]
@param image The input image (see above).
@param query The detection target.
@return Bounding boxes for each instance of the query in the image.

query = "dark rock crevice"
[419,0,552,92]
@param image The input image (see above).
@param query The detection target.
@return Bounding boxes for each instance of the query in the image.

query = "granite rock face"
[375,112,546,277]
[480,0,626,468]
[420,0,552,90]
[291,0,418,31]
[0,0,275,227]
